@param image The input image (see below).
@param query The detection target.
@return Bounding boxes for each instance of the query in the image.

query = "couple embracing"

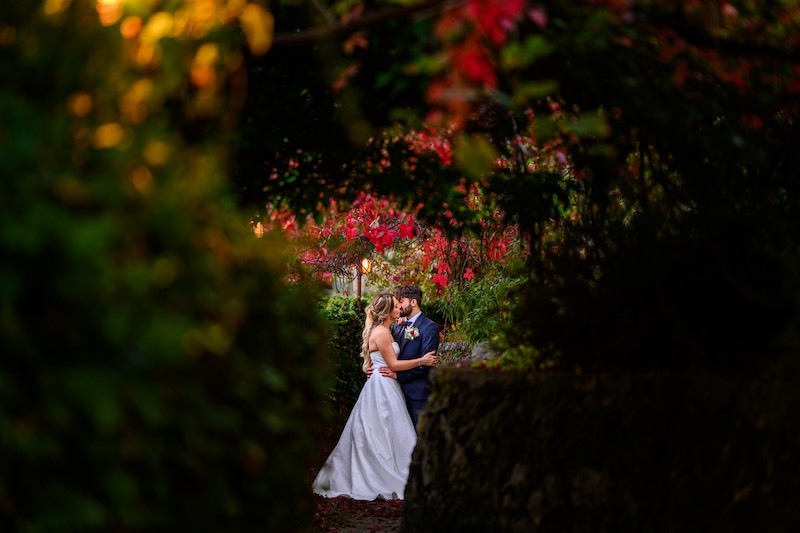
[312,285,440,501]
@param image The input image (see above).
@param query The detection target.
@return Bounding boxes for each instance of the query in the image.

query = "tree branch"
[309,0,337,28]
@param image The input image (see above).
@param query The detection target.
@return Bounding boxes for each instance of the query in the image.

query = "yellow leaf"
[140,11,174,44]
[44,0,72,16]
[239,4,274,56]
[143,141,171,166]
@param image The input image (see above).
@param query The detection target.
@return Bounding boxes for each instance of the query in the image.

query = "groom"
[391,284,440,429]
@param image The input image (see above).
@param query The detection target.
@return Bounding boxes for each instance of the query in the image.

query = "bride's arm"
[375,328,437,371]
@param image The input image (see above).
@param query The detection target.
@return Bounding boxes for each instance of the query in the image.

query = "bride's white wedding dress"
[313,342,416,500]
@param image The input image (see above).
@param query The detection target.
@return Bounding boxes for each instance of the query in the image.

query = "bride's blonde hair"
[361,293,395,372]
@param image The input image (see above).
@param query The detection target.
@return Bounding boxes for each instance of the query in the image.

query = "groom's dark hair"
[395,284,423,306]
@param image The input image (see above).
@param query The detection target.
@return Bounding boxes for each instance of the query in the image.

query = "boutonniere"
[404,326,420,340]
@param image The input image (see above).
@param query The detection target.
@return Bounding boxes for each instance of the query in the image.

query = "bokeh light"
[143,141,171,166]
[93,122,125,148]
[67,92,93,117]
[96,0,123,27]
[191,43,219,88]
[120,16,142,39]
[140,11,174,44]
[253,221,265,237]
[0,25,16,47]
[130,165,153,194]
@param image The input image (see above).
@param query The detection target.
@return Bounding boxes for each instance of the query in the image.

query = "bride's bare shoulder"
[370,324,392,342]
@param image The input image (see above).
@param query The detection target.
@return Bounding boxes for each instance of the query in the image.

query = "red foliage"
[259,191,419,279]
[427,0,526,126]
[407,129,453,166]
[452,36,498,87]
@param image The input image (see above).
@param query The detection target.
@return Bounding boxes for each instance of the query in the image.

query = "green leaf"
[62,369,121,434]
[453,134,498,180]
[500,36,553,70]
[532,117,561,142]
[569,111,611,138]
[513,80,559,105]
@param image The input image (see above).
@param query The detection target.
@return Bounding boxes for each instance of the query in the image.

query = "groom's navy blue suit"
[392,312,440,428]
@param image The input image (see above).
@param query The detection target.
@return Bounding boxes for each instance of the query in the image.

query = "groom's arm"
[419,319,441,359]
[396,319,441,383]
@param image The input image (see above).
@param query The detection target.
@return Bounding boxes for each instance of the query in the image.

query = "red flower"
[463,267,475,280]
[528,7,548,29]
[344,225,359,240]
[381,229,399,249]
[468,0,525,46]
[452,38,497,87]
[399,215,416,239]
[432,138,453,166]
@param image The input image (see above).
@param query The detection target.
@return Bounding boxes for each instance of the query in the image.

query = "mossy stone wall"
[403,368,800,532]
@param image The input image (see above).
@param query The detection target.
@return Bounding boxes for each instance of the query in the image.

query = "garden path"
[314,495,403,532]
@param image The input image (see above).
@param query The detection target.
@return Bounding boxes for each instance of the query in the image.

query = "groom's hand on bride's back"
[378,367,397,380]
[365,364,397,380]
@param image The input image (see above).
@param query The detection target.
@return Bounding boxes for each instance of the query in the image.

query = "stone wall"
[403,367,800,532]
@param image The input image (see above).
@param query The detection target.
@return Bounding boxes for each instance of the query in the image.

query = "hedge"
[1,4,331,531]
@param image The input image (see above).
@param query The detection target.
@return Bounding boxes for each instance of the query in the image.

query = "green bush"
[428,260,527,346]
[319,295,368,419]
[0,3,330,531]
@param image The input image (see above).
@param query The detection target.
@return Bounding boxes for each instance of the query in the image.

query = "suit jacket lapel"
[399,313,424,354]
[399,328,409,351]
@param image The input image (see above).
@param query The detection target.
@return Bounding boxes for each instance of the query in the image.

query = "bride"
[312,292,438,500]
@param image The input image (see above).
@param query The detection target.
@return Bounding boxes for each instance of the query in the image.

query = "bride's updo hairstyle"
[361,292,394,372]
